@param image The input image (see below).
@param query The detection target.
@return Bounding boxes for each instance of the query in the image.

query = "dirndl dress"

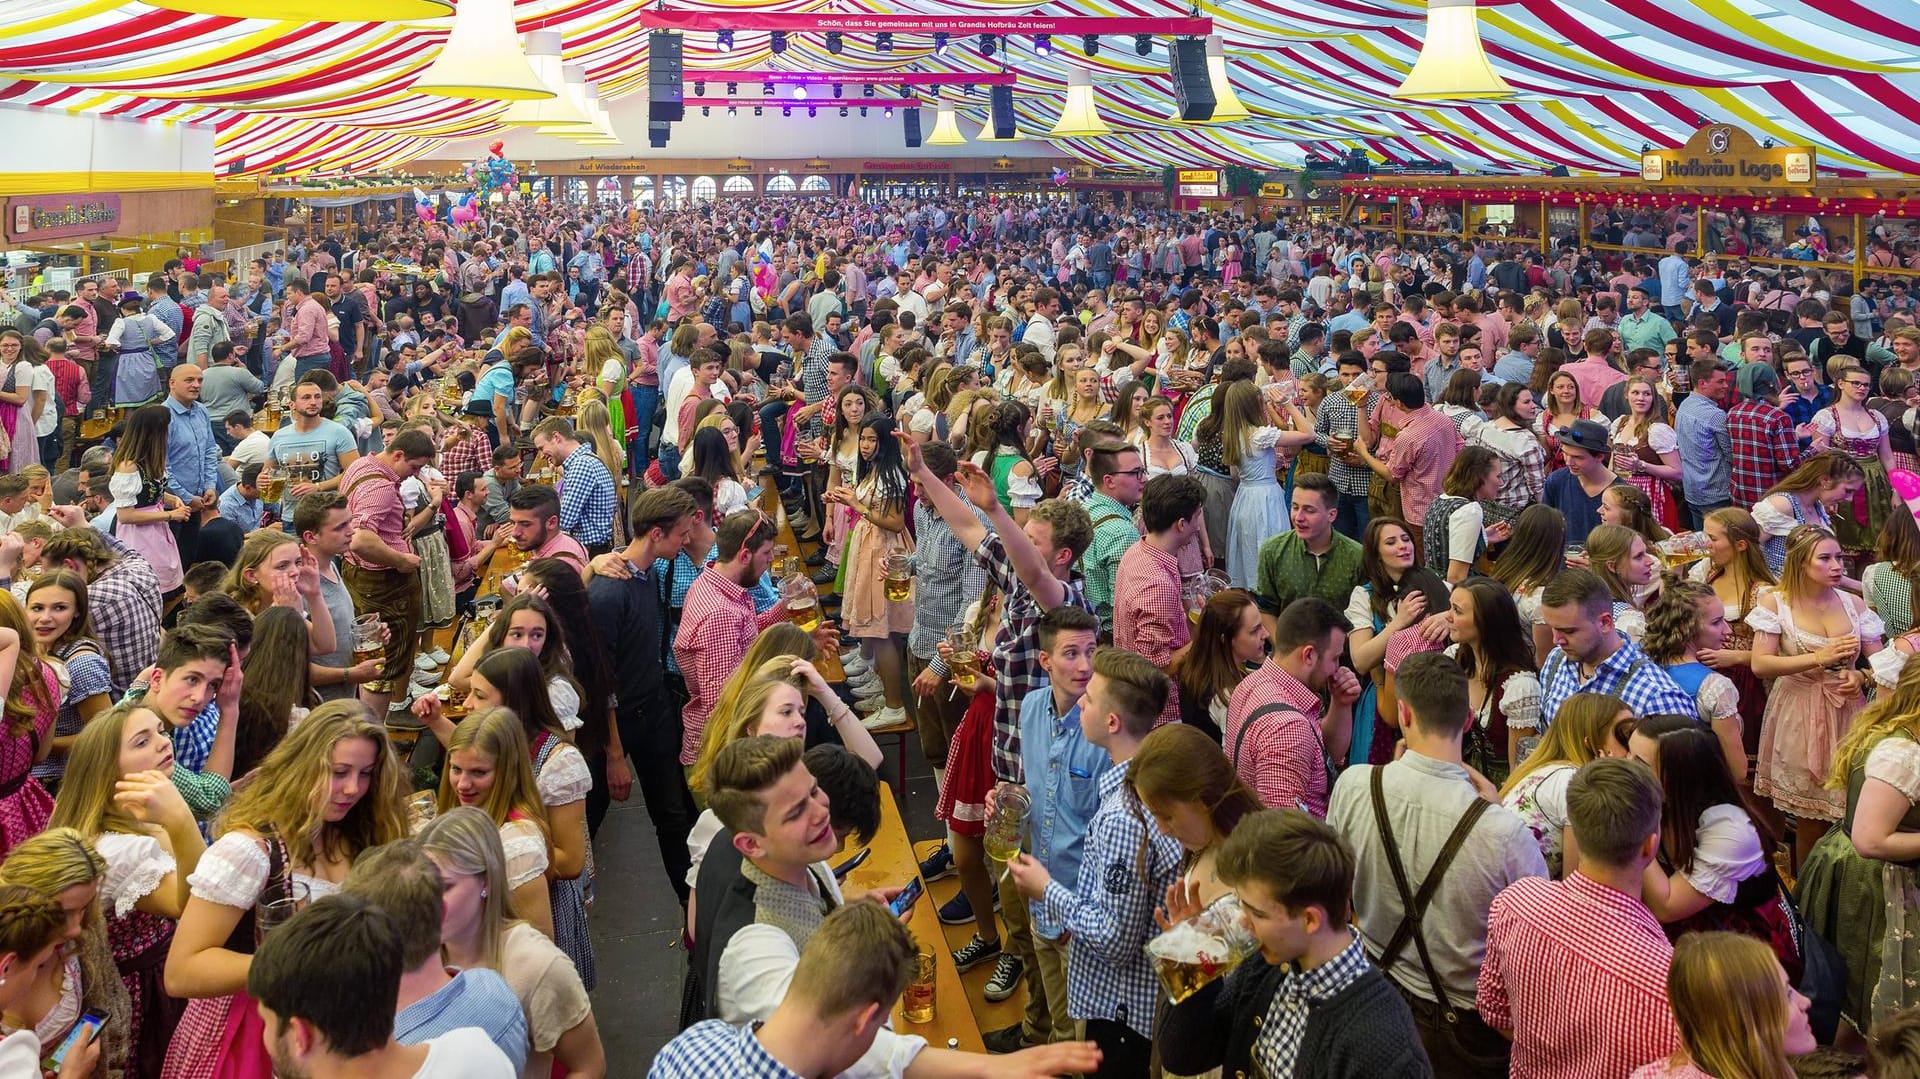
[96,831,185,1079]
[934,656,995,839]
[534,732,597,992]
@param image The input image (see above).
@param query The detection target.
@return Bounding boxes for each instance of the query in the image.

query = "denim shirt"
[1017,686,1113,941]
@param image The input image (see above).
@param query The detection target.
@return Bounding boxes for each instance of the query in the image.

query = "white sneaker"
[854,695,884,716]
[841,656,871,678]
[850,673,883,695]
[840,648,862,665]
[863,706,909,730]
[414,655,439,672]
[425,648,451,664]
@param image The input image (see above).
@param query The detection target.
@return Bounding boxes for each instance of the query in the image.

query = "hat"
[1560,418,1611,455]
[1740,363,1779,401]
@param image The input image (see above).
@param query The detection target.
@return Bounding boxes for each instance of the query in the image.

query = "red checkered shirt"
[1114,537,1188,726]
[1386,405,1462,528]
[672,565,787,765]
[1223,659,1329,817]
[47,357,88,417]
[339,454,407,572]
[1477,872,1679,1079]
[438,425,491,483]
[1727,398,1801,509]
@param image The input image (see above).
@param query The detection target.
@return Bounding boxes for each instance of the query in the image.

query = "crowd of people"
[3,188,1920,1077]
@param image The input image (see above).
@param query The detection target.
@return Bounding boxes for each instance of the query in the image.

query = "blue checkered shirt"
[1312,391,1374,497]
[649,1021,805,1079]
[1041,759,1182,1036]
[908,500,989,662]
[978,533,1092,784]
[1539,637,1698,727]
[557,443,617,547]
[1254,930,1373,1079]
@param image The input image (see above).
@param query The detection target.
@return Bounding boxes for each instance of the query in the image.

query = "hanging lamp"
[1394,0,1514,99]
[975,115,1022,142]
[1049,68,1110,137]
[927,99,968,146]
[412,0,553,101]
[501,31,592,126]
[1203,35,1251,121]
[139,0,448,20]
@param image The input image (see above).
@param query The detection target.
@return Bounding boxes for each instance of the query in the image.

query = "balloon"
[451,205,477,225]
[489,139,505,156]
[417,204,434,222]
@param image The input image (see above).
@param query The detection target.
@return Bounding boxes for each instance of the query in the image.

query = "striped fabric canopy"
[3,0,1918,177]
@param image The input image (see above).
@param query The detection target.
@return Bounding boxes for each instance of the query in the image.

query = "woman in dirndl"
[108,406,186,597]
[1811,366,1895,564]
[162,703,407,1079]
[931,589,1004,979]
[1610,376,1684,533]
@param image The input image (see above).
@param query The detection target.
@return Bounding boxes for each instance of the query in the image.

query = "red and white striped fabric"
[1476,872,1680,1079]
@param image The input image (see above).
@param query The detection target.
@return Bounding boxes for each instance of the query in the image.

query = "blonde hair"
[1586,523,1646,604]
[1501,692,1632,797]
[48,703,156,838]
[689,657,809,797]
[216,699,409,871]
[1704,507,1776,592]
[497,326,532,356]
[1779,525,1841,601]
[220,529,299,614]
[417,806,523,972]
[436,707,549,839]
[0,829,130,1075]
[1665,933,1796,1079]
[0,592,51,735]
[576,399,626,482]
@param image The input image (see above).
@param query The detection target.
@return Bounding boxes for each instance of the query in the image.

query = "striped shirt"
[907,499,989,662]
[1477,872,1678,1079]
[556,443,617,547]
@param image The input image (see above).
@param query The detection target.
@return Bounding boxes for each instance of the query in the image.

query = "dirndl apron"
[412,517,456,629]
[535,733,597,992]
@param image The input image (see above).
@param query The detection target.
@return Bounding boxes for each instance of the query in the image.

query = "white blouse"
[93,831,175,919]
[535,740,592,807]
[187,832,343,909]
[1682,804,1767,904]
[500,818,550,890]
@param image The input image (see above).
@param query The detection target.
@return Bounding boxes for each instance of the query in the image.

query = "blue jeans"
[1336,492,1370,541]
[657,441,681,481]
[629,384,658,477]
[293,353,331,380]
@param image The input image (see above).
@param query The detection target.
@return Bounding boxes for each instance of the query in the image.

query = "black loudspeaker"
[648,121,670,148]
[989,86,1015,139]
[649,31,684,123]
[1168,37,1215,122]
[904,108,922,148]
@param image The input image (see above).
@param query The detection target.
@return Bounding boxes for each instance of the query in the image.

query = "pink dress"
[0,662,58,859]
[1750,592,1884,821]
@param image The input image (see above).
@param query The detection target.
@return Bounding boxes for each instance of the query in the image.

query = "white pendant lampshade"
[1394,0,1514,99]
[1049,68,1111,138]
[141,0,448,19]
[412,0,554,101]
[1204,36,1251,121]
[976,115,1022,142]
[927,101,968,146]
[501,31,591,126]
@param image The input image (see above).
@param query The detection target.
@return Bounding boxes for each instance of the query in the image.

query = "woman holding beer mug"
[828,416,915,731]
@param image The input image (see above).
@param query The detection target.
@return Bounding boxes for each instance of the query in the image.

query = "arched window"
[634,176,655,205]
[691,175,717,202]
[800,175,830,192]
[563,178,590,203]
[595,177,622,205]
[766,174,797,193]
[661,176,688,209]
[723,175,754,195]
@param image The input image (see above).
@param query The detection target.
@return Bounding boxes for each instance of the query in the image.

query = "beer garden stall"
[1336,124,1920,289]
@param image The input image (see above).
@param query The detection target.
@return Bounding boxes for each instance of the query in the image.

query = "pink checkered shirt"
[1114,537,1188,726]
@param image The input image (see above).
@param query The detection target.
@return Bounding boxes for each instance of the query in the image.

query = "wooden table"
[839,783,984,1052]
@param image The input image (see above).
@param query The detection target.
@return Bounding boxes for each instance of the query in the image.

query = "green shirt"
[1079,491,1142,633]
[1619,310,1677,356]
[1255,530,1366,615]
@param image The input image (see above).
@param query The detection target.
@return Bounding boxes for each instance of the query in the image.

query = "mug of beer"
[1146,895,1260,1004]
[984,784,1030,878]
[884,553,913,603]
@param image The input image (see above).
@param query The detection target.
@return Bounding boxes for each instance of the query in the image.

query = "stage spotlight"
[979,33,996,57]
[782,105,791,117]
[884,106,894,117]
[693,81,705,95]
[728,106,738,116]
[771,31,788,54]
[792,86,807,99]
[808,106,817,117]
[1135,33,1152,55]
[839,106,848,116]
[825,32,843,54]
[833,84,843,98]
[701,106,710,116]
[876,31,893,52]
[764,82,775,95]
[859,106,868,116]
[754,105,763,115]
[716,29,733,50]
[1084,34,1099,55]
[1035,34,1052,55]
[863,84,876,98]
[933,32,948,53]
[726,82,738,95]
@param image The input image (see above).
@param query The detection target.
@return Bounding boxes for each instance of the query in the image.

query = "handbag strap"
[1368,765,1491,1022]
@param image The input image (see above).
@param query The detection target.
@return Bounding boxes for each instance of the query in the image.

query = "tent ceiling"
[3,0,1919,178]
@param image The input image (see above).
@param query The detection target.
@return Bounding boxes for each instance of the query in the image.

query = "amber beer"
[948,648,978,681]
[263,475,287,503]
[885,569,912,603]
[1343,385,1368,405]
[787,597,822,632]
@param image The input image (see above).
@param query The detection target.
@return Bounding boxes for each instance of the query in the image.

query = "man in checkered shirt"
[1537,569,1698,726]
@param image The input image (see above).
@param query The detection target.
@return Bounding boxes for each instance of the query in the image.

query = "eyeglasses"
[1844,380,1872,390]
[1113,467,1147,478]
